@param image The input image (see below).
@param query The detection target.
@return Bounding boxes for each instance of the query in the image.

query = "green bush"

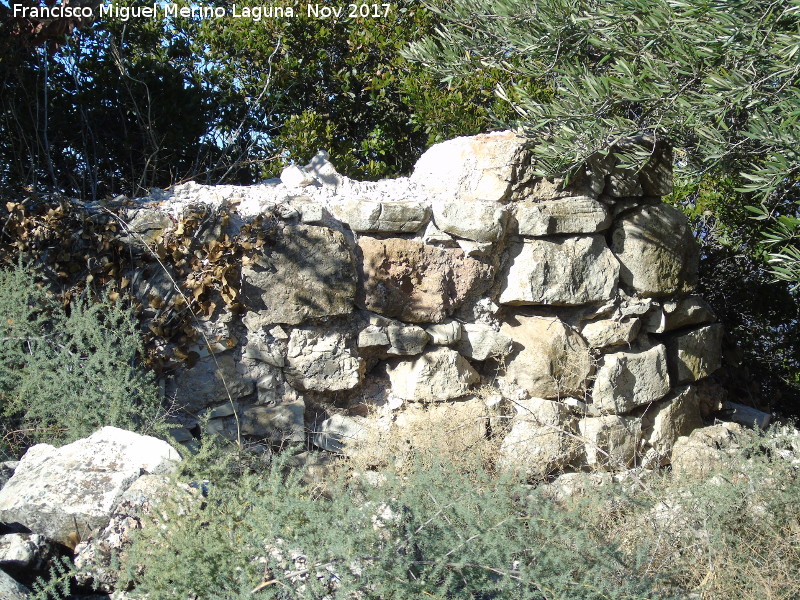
[113,423,800,600]
[0,262,166,455]
[119,442,670,600]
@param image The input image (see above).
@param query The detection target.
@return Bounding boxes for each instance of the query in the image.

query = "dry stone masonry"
[122,131,727,475]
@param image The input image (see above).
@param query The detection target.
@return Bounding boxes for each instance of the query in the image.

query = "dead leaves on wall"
[0,197,278,371]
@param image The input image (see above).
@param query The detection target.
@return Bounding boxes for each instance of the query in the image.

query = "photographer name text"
[14,3,393,22]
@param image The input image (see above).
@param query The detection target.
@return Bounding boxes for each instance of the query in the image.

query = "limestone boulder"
[514,197,611,236]
[642,386,704,462]
[611,204,699,297]
[240,224,356,325]
[668,296,716,328]
[386,348,479,402]
[722,401,771,429]
[425,320,462,346]
[383,324,424,351]
[356,237,493,323]
[605,165,643,197]
[411,130,532,203]
[664,324,723,384]
[121,207,174,251]
[498,399,579,479]
[329,199,430,233]
[299,202,330,225]
[304,150,344,187]
[578,416,642,470]
[171,353,254,413]
[354,313,429,355]
[0,570,29,600]
[0,428,180,547]
[457,239,496,259]
[500,316,591,399]
[643,296,716,333]
[431,202,508,242]
[357,325,390,350]
[204,414,241,441]
[0,533,56,585]
[129,263,180,317]
[640,141,674,196]
[421,220,453,244]
[592,344,671,414]
[384,325,430,356]
[243,326,288,367]
[73,474,190,592]
[281,164,317,188]
[603,138,673,197]
[250,362,294,406]
[457,323,514,361]
[499,236,619,306]
[285,328,364,392]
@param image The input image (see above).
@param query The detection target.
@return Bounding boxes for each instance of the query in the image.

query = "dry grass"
[570,425,800,599]
[322,389,514,484]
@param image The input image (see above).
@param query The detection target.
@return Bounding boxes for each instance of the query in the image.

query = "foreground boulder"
[73,474,193,592]
[0,533,57,585]
[0,427,180,547]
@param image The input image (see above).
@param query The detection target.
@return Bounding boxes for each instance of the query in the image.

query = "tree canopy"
[0,0,518,200]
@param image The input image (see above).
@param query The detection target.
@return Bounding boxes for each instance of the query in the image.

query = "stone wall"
[126,131,725,477]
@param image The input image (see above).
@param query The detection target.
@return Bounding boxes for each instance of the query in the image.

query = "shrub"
[0,261,166,455]
[119,440,670,600]
[113,422,800,600]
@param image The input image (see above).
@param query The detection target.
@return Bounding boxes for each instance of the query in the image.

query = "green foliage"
[120,442,668,600]
[29,556,78,600]
[0,0,516,199]
[164,0,522,181]
[0,4,216,199]
[405,0,800,286]
[666,175,800,410]
[10,425,800,599]
[114,423,800,599]
[0,261,166,454]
